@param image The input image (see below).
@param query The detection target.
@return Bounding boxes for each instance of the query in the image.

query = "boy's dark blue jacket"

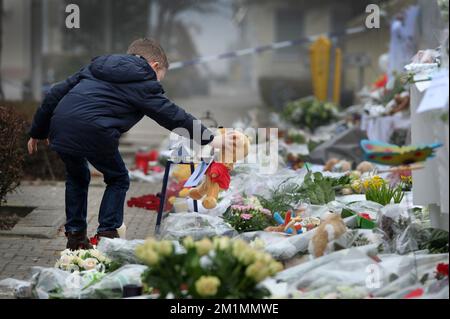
[29,54,213,156]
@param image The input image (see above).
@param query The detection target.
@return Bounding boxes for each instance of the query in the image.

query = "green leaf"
[313,172,323,181]
[341,208,356,218]
[314,187,325,205]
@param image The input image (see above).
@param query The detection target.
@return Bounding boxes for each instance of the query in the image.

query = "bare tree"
[150,0,223,51]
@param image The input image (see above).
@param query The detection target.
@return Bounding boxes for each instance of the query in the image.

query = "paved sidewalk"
[0,178,160,282]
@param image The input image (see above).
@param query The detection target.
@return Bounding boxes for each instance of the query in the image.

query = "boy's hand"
[210,135,222,150]
[27,138,49,155]
[210,131,240,150]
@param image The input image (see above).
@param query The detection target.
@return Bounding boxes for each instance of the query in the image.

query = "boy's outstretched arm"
[132,92,214,146]
[28,69,84,154]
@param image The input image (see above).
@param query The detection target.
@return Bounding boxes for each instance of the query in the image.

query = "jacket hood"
[89,54,157,83]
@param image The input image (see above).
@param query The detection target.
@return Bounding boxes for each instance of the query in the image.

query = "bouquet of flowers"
[351,175,404,202]
[362,176,404,206]
[399,175,413,191]
[256,179,305,214]
[55,249,119,273]
[298,171,336,205]
[285,129,307,144]
[282,96,339,132]
[136,237,283,299]
[330,172,358,195]
[255,172,337,213]
[223,204,274,233]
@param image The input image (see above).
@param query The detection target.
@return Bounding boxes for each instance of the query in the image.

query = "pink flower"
[232,194,244,205]
[231,205,244,211]
[240,213,253,220]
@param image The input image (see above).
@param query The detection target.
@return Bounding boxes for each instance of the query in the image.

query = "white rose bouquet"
[282,96,339,132]
[55,249,119,273]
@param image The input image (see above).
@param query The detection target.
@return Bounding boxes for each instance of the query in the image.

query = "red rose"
[127,194,160,211]
[436,263,449,277]
[89,236,99,246]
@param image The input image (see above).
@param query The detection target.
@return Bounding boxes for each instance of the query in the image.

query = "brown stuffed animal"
[323,158,340,171]
[308,213,347,258]
[324,158,352,172]
[356,161,374,174]
[389,93,410,115]
[188,129,250,209]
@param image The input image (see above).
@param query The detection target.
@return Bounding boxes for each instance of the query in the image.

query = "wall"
[1,0,32,100]
[248,2,331,82]
[344,21,390,93]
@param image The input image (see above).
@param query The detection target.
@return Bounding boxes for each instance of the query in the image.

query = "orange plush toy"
[171,164,195,198]
[188,129,250,209]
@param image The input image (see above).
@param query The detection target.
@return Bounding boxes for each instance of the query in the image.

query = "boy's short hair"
[127,38,169,69]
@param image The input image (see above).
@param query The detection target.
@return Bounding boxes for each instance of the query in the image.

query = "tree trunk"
[147,0,153,36]
[0,0,4,100]
[30,0,43,101]
[165,12,175,52]
[104,0,113,52]
[154,3,170,42]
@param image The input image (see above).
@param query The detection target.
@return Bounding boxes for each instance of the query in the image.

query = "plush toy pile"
[2,146,447,300]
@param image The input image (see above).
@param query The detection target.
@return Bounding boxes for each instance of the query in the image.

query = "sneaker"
[95,229,120,239]
[65,230,93,250]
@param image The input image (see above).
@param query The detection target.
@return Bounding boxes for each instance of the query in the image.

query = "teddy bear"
[324,158,352,172]
[385,92,410,115]
[188,129,250,209]
[308,212,347,258]
[356,161,374,174]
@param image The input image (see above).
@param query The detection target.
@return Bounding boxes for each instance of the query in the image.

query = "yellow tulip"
[157,240,173,256]
[182,236,195,248]
[195,238,213,256]
[195,276,220,297]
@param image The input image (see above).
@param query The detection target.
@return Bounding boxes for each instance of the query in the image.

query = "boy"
[28,38,218,250]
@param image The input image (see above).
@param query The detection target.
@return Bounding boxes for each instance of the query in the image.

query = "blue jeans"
[58,151,130,233]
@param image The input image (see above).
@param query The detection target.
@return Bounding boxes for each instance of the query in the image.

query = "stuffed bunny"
[308,212,347,258]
